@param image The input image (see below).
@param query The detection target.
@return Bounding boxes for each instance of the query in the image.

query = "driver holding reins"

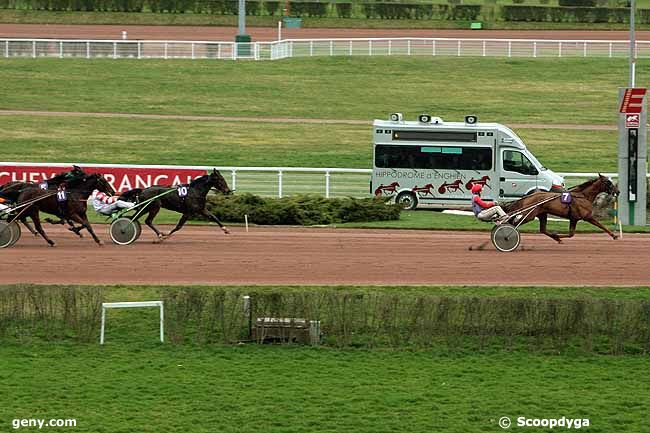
[90,189,135,216]
[471,183,507,223]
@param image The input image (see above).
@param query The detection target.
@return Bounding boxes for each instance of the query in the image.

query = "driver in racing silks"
[471,183,507,223]
[90,189,135,216]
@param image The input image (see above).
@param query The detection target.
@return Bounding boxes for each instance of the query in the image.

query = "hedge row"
[3,285,650,354]
[501,5,639,23]
[0,0,482,18]
[205,194,401,226]
[164,288,650,354]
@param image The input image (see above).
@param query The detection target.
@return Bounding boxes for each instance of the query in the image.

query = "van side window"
[375,145,492,170]
[503,150,538,175]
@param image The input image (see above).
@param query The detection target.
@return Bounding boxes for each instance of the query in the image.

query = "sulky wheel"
[110,217,141,245]
[0,221,15,248]
[8,222,21,247]
[491,223,521,252]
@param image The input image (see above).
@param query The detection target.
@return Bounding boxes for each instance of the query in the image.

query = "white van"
[371,114,565,209]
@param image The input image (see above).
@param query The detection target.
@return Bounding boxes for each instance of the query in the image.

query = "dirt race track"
[1,224,648,286]
[2,24,650,41]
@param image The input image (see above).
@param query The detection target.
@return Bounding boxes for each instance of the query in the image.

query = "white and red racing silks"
[92,190,118,205]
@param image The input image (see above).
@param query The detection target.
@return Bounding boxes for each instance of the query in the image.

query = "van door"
[499,149,539,198]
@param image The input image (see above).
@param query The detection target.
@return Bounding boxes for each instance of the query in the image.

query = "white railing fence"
[2,38,649,61]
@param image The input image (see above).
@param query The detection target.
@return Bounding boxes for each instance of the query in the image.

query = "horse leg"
[584,216,618,240]
[200,209,230,234]
[538,213,563,243]
[165,214,190,238]
[26,212,56,246]
[144,203,165,240]
[554,219,578,240]
[67,213,103,245]
[20,217,39,237]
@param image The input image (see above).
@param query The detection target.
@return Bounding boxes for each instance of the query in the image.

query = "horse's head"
[85,173,115,196]
[208,169,232,195]
[599,174,619,197]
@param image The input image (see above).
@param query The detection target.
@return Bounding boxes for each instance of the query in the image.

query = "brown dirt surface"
[1,24,650,41]
[1,224,646,286]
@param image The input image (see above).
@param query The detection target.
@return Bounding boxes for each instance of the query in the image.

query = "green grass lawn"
[0,57,635,172]
[0,57,641,125]
[2,342,648,433]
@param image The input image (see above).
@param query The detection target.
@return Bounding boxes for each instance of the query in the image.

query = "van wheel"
[395,192,418,210]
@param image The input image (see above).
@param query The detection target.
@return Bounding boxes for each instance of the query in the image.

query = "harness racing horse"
[9,173,115,246]
[123,169,232,241]
[500,175,619,243]
[0,166,88,236]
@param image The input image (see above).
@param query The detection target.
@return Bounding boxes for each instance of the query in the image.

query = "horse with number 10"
[117,169,232,243]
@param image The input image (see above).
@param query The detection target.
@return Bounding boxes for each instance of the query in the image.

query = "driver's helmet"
[471,184,483,194]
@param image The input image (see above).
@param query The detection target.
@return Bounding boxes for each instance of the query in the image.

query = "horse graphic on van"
[437,180,463,194]
[466,175,491,190]
[374,182,400,196]
[411,184,435,197]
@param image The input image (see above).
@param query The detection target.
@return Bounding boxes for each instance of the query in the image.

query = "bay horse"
[0,166,88,237]
[9,173,115,246]
[122,169,232,241]
[500,175,619,243]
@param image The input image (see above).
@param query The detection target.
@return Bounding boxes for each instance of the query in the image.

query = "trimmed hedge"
[205,194,401,226]
[501,5,632,23]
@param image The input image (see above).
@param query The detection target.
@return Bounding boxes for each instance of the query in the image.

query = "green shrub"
[501,5,629,22]
[335,2,351,18]
[559,0,595,6]
[264,0,278,14]
[289,1,328,17]
[450,4,481,20]
[205,193,401,226]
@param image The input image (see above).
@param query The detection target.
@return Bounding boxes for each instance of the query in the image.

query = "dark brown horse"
[121,169,232,241]
[501,175,619,243]
[9,173,115,246]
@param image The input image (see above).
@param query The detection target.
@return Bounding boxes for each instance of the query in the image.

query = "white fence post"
[164,41,168,59]
[407,39,411,56]
[32,40,35,58]
[533,41,537,58]
[310,40,313,56]
[432,39,436,56]
[508,40,512,57]
[191,42,195,59]
[86,41,90,59]
[482,40,486,57]
[231,170,237,192]
[388,39,392,56]
[113,42,117,59]
[278,170,283,198]
[59,41,63,58]
[369,39,372,56]
[349,40,352,56]
[325,171,331,198]
[329,40,333,56]
[583,41,587,57]
[609,42,613,58]
[137,42,141,59]
[4,40,8,58]
[457,40,461,56]
[558,41,562,58]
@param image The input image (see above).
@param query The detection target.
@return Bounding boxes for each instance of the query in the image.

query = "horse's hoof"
[97,240,104,246]
[48,242,56,247]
